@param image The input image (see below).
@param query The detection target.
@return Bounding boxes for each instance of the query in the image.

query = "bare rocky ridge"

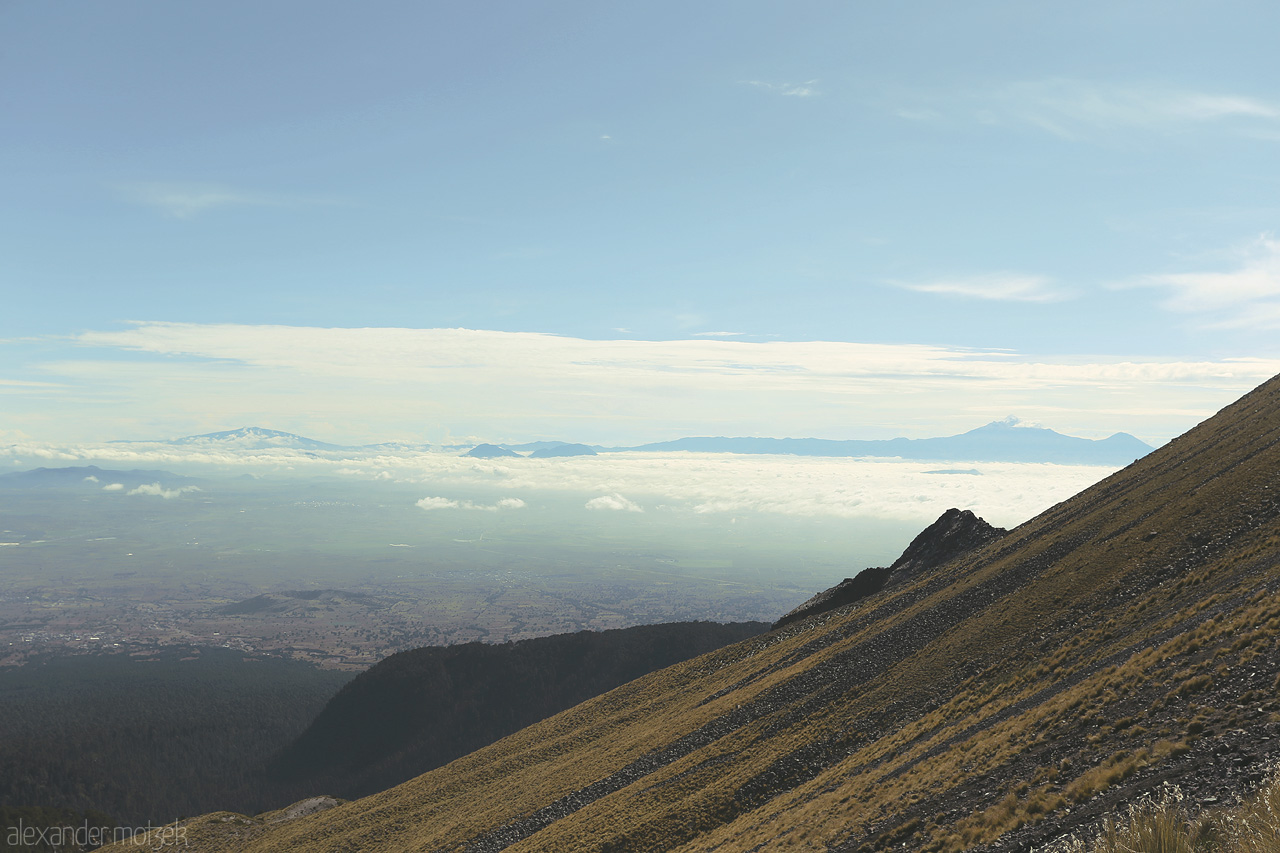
[773,508,1007,630]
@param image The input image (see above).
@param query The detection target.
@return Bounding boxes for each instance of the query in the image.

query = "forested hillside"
[0,649,351,827]
[270,621,768,798]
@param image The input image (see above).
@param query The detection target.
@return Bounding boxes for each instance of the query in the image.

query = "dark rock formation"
[886,506,1007,575]
[772,508,1006,629]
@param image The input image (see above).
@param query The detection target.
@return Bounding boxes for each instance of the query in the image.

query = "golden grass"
[1052,770,1280,853]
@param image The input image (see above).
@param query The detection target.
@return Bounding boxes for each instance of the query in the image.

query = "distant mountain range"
[463,443,522,458]
[111,420,1154,466]
[528,443,597,458]
[605,419,1154,465]
[121,426,347,451]
[0,465,197,490]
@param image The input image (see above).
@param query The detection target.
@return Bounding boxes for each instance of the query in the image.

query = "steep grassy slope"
[108,374,1280,852]
[269,621,767,799]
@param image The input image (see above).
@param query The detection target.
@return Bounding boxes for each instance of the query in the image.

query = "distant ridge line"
[596,421,1153,465]
[106,420,1155,465]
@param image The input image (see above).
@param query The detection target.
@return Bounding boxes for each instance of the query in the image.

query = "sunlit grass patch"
[1052,769,1280,853]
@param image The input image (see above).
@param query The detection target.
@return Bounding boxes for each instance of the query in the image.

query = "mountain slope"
[108,374,1280,853]
[268,621,767,800]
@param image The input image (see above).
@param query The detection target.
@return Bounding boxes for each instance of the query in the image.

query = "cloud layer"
[11,322,1269,448]
[0,439,1124,529]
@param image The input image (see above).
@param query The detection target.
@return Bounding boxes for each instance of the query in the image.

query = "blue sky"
[5,1,1280,445]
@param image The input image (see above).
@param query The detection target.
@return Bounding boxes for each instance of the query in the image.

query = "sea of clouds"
[1,441,1120,529]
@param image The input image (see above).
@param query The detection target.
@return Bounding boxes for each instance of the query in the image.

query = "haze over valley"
[0,421,1135,667]
[6,2,1280,850]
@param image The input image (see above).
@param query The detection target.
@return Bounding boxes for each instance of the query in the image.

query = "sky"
[5,1,1280,446]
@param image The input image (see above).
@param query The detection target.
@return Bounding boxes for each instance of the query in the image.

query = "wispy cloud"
[898,80,1280,140]
[117,182,332,219]
[0,378,63,394]
[126,482,200,499]
[692,331,744,337]
[743,79,819,98]
[895,274,1069,303]
[48,322,1280,447]
[993,80,1279,137]
[1133,236,1280,329]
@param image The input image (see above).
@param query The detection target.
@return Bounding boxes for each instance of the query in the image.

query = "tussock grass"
[1053,770,1280,853]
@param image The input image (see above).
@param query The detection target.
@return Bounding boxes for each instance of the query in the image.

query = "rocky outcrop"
[885,507,1007,574]
[772,508,1006,629]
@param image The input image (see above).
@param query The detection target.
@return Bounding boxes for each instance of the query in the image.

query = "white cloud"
[102,483,124,491]
[40,322,1280,448]
[1134,236,1280,329]
[416,496,460,511]
[83,474,98,482]
[416,495,526,512]
[126,482,200,499]
[996,81,1279,137]
[895,274,1068,303]
[585,493,643,512]
[118,182,332,219]
[693,331,745,337]
[901,80,1280,140]
[0,379,62,390]
[744,79,819,97]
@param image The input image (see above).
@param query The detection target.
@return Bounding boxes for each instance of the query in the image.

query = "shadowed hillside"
[105,373,1280,852]
[268,621,767,799]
